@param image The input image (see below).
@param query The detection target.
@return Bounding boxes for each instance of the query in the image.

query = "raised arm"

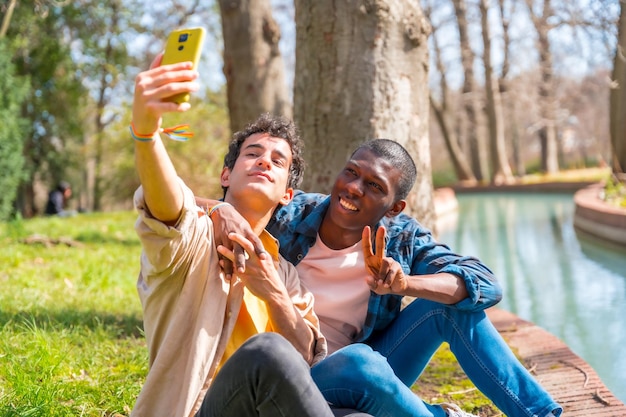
[133,55,199,223]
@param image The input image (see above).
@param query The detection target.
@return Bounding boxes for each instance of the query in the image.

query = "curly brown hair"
[222,113,305,196]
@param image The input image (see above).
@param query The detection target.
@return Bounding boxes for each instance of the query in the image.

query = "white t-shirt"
[296,236,370,354]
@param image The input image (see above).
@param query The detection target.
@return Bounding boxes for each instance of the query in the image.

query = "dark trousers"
[196,333,371,417]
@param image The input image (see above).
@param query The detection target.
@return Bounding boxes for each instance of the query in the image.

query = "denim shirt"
[267,190,502,343]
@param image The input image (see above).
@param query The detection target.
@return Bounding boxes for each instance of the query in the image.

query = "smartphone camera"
[177,33,188,51]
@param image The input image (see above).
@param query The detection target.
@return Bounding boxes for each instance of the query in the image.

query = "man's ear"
[385,200,406,218]
[279,187,294,206]
[220,167,231,188]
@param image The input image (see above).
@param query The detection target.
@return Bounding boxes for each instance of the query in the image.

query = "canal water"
[437,192,626,403]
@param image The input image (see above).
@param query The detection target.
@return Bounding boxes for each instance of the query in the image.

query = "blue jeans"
[312,299,563,417]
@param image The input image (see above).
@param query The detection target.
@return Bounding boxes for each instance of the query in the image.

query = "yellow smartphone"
[161,27,206,103]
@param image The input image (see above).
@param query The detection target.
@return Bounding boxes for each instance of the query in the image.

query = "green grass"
[0,212,145,417]
[0,211,500,416]
[413,343,500,416]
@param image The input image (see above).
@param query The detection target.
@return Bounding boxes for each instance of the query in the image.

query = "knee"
[239,333,306,373]
[323,344,397,390]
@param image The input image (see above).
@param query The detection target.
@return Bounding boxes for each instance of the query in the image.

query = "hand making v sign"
[362,225,408,295]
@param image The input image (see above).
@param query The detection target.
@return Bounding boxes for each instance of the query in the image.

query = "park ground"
[1,167,623,416]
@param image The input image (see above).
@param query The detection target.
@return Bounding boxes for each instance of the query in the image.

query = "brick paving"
[487,308,626,416]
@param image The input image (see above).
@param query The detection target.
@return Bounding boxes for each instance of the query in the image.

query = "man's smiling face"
[326,147,403,234]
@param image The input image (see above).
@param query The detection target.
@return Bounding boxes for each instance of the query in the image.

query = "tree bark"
[526,0,560,174]
[294,0,435,230]
[610,0,626,176]
[427,3,476,184]
[497,0,525,176]
[452,0,489,182]
[219,0,292,133]
[480,0,513,184]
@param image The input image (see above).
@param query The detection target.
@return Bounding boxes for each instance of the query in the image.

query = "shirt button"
[297,254,303,260]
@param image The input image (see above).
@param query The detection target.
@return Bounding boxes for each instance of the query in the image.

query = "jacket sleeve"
[399,219,503,311]
[133,179,210,278]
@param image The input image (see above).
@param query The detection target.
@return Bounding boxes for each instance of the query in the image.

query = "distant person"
[45,181,76,217]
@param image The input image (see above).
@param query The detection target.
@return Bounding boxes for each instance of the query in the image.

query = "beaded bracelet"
[208,202,231,217]
[130,123,195,142]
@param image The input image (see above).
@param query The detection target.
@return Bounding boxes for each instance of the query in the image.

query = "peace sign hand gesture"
[362,225,408,295]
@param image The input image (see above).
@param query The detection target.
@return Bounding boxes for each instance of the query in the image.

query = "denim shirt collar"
[294,194,331,239]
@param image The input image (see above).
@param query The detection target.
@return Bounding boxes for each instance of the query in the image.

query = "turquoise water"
[437,192,626,403]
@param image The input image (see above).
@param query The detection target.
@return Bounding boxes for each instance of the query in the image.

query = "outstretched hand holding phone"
[131,27,205,137]
[161,27,206,104]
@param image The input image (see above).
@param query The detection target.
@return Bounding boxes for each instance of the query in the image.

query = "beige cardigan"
[130,180,326,417]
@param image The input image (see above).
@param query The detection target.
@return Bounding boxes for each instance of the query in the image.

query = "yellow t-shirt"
[219,232,280,369]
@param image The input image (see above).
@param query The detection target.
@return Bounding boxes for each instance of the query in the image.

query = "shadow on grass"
[74,231,140,247]
[0,308,144,339]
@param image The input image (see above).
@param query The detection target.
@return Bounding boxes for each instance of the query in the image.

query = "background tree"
[218,0,291,133]
[480,0,514,184]
[426,0,619,185]
[496,0,525,176]
[525,0,560,174]
[7,2,86,217]
[60,0,136,212]
[0,40,29,221]
[294,0,435,228]
[425,2,477,184]
[611,0,626,179]
[452,0,489,182]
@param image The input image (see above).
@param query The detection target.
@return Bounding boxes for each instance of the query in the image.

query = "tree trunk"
[16,182,36,218]
[610,0,626,176]
[427,4,476,184]
[497,0,524,176]
[430,96,476,184]
[526,0,559,174]
[480,0,513,184]
[219,0,292,133]
[91,3,120,212]
[294,0,435,230]
[0,0,17,38]
[452,0,489,182]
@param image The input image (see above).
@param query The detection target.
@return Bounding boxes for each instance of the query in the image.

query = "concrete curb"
[573,183,626,248]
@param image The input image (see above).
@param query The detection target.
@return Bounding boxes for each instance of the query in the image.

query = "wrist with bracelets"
[130,122,195,142]
[208,202,231,217]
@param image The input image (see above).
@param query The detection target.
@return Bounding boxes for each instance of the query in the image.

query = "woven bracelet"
[130,123,195,142]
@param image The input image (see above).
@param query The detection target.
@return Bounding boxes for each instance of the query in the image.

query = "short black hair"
[351,139,416,200]
[222,113,305,196]
[58,181,71,192]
